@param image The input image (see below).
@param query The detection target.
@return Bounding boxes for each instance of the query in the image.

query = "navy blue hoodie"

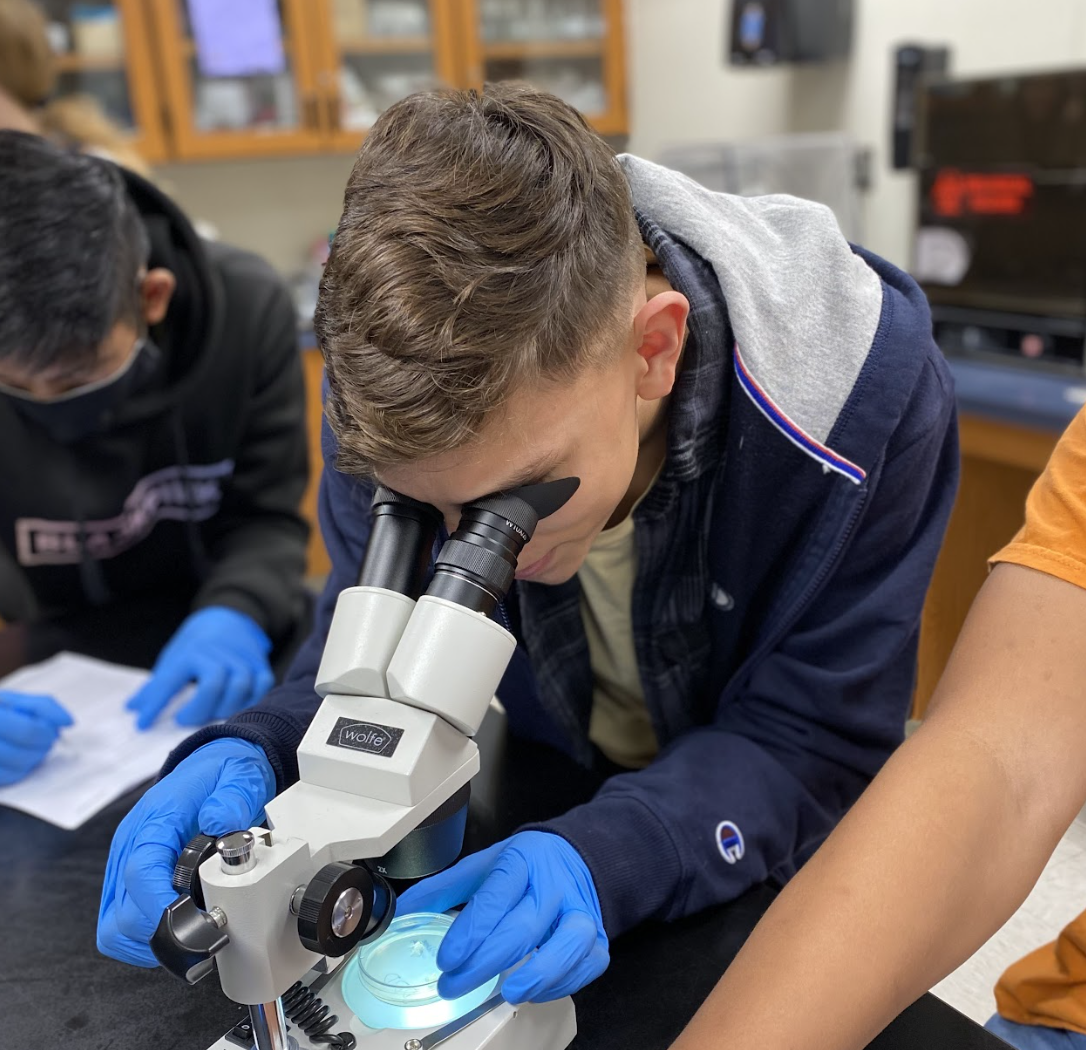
[167,157,958,939]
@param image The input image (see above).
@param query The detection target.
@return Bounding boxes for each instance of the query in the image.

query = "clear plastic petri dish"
[341,911,500,1031]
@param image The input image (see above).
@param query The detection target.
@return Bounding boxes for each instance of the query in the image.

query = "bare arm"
[672,563,1086,1050]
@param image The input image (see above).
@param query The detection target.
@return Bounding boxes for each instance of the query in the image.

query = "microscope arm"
[181,584,514,1007]
[192,700,480,1006]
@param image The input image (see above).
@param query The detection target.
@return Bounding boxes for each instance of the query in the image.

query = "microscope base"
[205,965,576,1050]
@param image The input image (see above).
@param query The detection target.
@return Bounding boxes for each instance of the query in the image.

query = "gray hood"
[619,154,884,452]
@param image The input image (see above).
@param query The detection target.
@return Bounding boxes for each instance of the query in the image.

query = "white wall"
[624,0,791,159]
[156,153,356,274]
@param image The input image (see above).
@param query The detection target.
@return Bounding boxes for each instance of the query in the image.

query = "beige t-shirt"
[581,482,661,770]
[581,245,678,769]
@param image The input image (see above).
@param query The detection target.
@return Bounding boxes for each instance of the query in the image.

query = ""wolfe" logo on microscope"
[326,717,405,758]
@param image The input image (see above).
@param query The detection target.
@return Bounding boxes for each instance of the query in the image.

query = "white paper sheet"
[0,652,197,829]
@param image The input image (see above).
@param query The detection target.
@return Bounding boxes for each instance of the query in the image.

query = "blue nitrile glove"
[397,830,609,1004]
[96,738,275,968]
[0,690,73,785]
[125,606,275,730]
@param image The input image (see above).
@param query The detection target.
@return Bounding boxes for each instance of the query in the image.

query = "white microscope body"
[153,483,579,1050]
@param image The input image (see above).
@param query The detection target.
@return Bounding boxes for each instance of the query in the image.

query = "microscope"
[151,480,581,1050]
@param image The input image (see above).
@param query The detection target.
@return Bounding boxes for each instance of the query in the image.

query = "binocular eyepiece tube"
[361,477,580,614]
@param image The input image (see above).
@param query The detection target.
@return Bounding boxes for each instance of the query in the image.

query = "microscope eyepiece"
[358,486,444,597]
[426,476,579,615]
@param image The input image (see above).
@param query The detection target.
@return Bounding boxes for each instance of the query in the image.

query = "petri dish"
[340,911,499,1031]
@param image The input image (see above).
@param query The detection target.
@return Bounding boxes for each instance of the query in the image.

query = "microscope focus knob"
[171,834,219,909]
[297,862,393,957]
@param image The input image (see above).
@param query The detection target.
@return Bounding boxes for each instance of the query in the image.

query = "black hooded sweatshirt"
[0,168,310,655]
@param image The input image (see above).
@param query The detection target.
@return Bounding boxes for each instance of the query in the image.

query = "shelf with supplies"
[463,0,628,141]
[52,51,126,73]
[338,35,436,54]
[482,38,604,59]
[50,0,627,164]
[39,0,167,161]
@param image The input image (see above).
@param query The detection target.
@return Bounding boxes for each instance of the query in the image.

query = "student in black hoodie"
[0,131,310,785]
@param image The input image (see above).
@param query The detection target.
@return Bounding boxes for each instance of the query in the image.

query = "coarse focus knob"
[296,862,395,957]
[171,834,219,909]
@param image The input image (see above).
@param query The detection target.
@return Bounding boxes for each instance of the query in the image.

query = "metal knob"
[296,862,396,957]
[216,830,256,874]
[331,887,365,938]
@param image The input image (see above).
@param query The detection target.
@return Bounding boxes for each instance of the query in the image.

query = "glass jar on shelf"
[365,0,430,37]
[479,0,604,43]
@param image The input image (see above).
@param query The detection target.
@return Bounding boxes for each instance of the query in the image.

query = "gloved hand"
[0,690,73,786]
[97,737,275,967]
[125,606,275,730]
[397,830,609,1004]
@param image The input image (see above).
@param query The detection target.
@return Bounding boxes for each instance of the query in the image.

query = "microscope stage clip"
[404,992,510,1050]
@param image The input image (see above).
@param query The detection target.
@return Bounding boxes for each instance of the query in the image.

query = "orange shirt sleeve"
[990,404,1086,590]
[995,909,1086,1036]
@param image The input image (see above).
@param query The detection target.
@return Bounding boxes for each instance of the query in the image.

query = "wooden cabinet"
[314,0,462,152]
[301,348,331,579]
[912,415,1061,719]
[56,1,628,163]
[39,0,167,161]
[459,0,628,137]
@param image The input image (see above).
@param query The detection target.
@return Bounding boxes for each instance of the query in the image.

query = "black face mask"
[1,338,163,444]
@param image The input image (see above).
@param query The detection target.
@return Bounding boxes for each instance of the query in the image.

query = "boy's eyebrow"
[485,450,565,498]
[372,450,565,508]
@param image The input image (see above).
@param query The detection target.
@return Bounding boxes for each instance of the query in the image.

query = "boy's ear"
[634,291,689,401]
[140,268,176,326]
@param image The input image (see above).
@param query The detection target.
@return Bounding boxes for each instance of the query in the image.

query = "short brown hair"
[316,83,643,478]
[0,0,56,108]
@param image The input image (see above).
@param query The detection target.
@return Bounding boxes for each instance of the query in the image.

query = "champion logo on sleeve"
[715,820,745,864]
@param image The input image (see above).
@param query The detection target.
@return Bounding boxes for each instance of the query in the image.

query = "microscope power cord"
[282,980,357,1050]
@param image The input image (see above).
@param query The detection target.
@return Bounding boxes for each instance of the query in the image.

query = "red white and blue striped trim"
[733,343,866,485]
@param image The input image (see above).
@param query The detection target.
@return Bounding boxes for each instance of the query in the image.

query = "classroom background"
[9,0,1086,1034]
